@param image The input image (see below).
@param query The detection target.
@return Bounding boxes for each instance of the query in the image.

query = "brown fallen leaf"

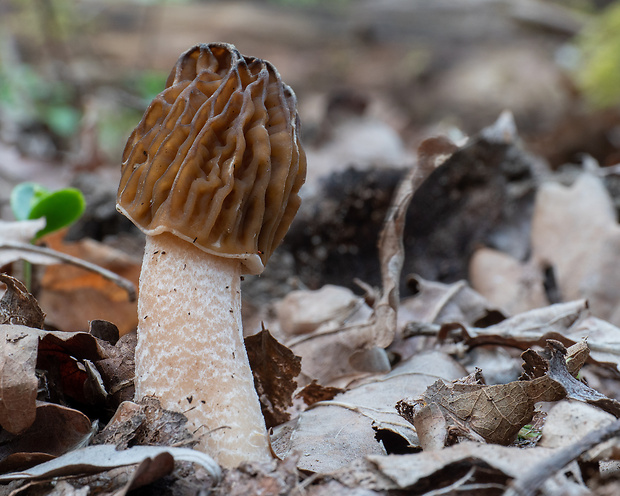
[0,402,92,472]
[245,328,302,429]
[0,274,45,328]
[95,331,136,408]
[330,442,561,493]
[443,299,588,349]
[0,323,108,436]
[272,351,467,472]
[531,172,620,326]
[286,141,436,385]
[38,233,140,335]
[0,325,39,435]
[397,369,564,446]
[469,246,548,316]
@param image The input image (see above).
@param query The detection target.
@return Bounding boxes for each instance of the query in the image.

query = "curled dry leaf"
[95,331,136,407]
[0,444,221,484]
[245,329,302,429]
[0,402,92,473]
[330,442,558,492]
[0,325,39,434]
[444,299,588,348]
[0,274,45,328]
[272,351,467,472]
[397,369,564,446]
[0,324,107,436]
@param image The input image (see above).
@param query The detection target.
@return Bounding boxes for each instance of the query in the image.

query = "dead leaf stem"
[0,241,136,301]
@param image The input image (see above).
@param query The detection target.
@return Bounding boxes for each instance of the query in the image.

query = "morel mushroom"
[117,43,306,467]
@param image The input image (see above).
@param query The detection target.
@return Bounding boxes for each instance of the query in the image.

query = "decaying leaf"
[245,329,302,429]
[0,274,45,328]
[0,325,39,434]
[330,442,559,492]
[444,299,588,348]
[272,351,467,472]
[294,380,344,407]
[539,401,617,457]
[397,369,564,446]
[0,402,93,472]
[0,323,107,436]
[95,331,136,407]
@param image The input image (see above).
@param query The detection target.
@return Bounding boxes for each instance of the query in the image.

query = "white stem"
[134,233,271,467]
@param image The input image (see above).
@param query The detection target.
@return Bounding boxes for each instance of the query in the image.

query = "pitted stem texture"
[134,233,270,467]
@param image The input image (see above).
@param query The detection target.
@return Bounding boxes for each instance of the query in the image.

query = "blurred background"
[2,0,620,332]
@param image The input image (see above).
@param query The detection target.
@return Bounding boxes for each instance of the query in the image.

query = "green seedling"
[11,182,85,241]
[10,182,86,289]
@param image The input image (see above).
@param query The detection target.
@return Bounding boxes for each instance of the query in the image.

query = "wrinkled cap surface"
[117,43,306,274]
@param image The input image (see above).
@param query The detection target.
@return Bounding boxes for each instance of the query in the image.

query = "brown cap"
[117,43,306,274]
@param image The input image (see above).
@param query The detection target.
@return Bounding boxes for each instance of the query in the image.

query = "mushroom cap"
[117,43,306,274]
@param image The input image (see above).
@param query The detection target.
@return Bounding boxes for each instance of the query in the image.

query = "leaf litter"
[6,113,620,494]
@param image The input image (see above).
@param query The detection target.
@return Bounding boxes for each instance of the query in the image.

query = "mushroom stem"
[134,232,271,467]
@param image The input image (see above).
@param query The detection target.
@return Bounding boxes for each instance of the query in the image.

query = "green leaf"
[27,188,86,240]
[10,182,50,221]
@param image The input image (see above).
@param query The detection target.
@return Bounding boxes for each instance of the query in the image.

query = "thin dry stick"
[0,241,136,301]
[505,418,620,496]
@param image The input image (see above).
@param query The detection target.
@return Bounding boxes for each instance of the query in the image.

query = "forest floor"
[3,1,620,495]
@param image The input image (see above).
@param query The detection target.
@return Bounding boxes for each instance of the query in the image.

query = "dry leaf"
[38,235,139,334]
[0,444,221,483]
[397,341,595,447]
[272,351,467,472]
[0,324,107,436]
[95,331,136,407]
[0,219,57,266]
[274,285,367,336]
[0,402,92,472]
[401,275,501,327]
[245,329,302,429]
[0,274,45,328]
[539,401,616,456]
[330,442,558,492]
[531,172,620,326]
[469,247,548,315]
[446,299,588,348]
[0,325,39,434]
[93,400,145,450]
[403,112,536,284]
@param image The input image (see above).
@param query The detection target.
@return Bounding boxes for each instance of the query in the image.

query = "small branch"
[0,241,137,302]
[505,419,620,496]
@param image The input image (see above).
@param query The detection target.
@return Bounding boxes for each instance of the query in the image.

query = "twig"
[505,418,620,496]
[0,241,136,302]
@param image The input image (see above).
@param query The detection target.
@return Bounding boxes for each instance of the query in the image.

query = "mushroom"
[116,43,306,467]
